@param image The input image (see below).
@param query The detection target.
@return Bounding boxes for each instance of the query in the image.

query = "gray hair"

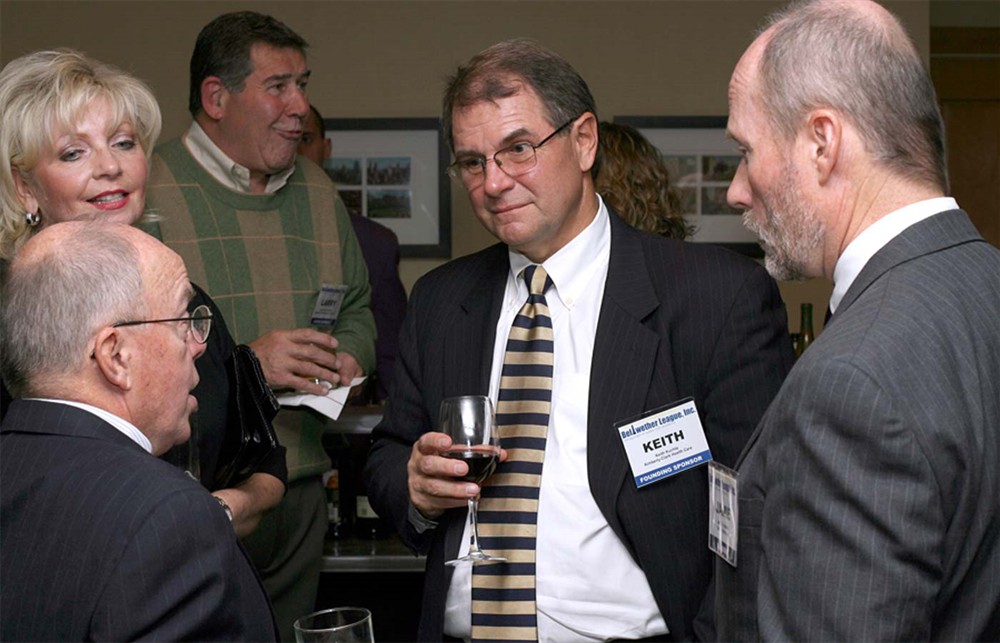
[0,49,162,260]
[442,38,598,151]
[1,223,147,397]
[757,0,947,191]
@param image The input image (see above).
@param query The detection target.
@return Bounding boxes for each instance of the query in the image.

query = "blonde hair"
[0,49,162,259]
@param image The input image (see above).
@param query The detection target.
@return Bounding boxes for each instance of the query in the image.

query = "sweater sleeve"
[331,195,377,374]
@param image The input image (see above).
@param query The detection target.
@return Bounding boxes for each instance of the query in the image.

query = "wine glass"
[293,607,374,643]
[438,395,505,565]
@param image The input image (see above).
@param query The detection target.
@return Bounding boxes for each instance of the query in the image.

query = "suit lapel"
[446,244,509,397]
[741,212,984,469]
[441,245,509,562]
[837,209,983,317]
[588,214,666,538]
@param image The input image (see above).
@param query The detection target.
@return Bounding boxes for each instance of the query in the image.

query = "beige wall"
[1,0,930,333]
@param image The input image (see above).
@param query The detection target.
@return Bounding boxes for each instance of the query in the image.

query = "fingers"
[249,329,341,394]
[408,433,480,519]
[286,328,341,351]
[336,352,364,386]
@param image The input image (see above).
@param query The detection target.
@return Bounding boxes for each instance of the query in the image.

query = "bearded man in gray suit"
[714,0,1000,640]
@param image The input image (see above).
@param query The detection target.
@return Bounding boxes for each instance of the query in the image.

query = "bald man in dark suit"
[0,223,276,641]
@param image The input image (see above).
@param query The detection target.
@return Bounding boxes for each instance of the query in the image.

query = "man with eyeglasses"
[365,39,793,641]
[0,222,276,641]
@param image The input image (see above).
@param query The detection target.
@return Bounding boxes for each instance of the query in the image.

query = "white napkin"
[275,376,366,421]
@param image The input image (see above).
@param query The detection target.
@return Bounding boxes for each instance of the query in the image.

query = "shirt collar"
[830,196,958,313]
[30,398,153,453]
[184,121,296,194]
[507,194,610,309]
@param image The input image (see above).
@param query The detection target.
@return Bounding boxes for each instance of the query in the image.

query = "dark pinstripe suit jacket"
[715,209,1000,640]
[0,400,277,642]
[365,211,794,641]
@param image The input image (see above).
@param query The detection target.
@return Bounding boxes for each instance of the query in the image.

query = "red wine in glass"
[438,395,506,565]
[440,447,498,484]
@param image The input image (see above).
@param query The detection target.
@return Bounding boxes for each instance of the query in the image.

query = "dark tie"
[471,264,554,643]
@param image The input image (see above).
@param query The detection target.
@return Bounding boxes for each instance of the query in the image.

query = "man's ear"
[92,327,132,392]
[200,76,228,121]
[805,109,841,185]
[574,112,599,173]
[12,170,39,216]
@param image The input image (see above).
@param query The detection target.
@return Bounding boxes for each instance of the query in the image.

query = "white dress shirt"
[183,121,296,194]
[31,398,152,453]
[830,197,958,314]
[444,196,668,642]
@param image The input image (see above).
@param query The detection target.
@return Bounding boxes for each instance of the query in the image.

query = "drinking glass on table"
[439,395,505,565]
[293,607,374,643]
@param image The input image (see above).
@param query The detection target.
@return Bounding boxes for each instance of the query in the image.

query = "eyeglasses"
[112,304,213,344]
[447,115,579,187]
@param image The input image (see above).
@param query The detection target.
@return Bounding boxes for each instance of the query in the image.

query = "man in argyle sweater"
[144,11,375,641]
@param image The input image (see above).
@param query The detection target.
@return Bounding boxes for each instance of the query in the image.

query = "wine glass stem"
[467,497,484,555]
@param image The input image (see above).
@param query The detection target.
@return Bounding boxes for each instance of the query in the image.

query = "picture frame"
[322,117,451,258]
[612,116,762,258]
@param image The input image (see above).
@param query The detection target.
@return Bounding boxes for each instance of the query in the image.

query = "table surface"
[324,404,384,434]
[322,534,425,573]
[322,406,429,573]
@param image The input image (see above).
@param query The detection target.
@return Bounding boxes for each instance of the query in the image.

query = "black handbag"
[213,344,281,490]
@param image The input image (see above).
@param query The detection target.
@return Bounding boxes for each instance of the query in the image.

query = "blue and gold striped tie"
[472,264,554,643]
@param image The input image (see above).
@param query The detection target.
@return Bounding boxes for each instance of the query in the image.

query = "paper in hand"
[275,376,367,420]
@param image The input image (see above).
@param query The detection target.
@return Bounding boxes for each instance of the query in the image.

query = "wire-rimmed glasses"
[113,304,213,344]
[446,115,579,188]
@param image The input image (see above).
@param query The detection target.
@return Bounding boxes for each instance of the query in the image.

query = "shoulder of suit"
[409,243,506,298]
[627,227,767,281]
[350,213,400,246]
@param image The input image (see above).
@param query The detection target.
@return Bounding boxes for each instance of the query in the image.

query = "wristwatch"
[214,495,233,522]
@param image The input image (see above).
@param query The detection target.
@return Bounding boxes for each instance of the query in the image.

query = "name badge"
[615,398,713,489]
[311,284,348,327]
[708,461,738,567]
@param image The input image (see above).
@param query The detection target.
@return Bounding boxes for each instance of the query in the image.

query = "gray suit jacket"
[0,400,277,641]
[716,209,1000,640]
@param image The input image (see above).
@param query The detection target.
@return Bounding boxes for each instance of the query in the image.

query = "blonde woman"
[0,49,285,537]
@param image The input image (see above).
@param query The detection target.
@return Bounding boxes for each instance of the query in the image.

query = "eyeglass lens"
[449,116,577,186]
[190,305,212,344]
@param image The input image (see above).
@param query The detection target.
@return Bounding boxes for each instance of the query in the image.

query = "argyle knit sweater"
[145,138,376,481]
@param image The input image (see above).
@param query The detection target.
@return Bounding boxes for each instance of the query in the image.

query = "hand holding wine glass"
[438,395,505,565]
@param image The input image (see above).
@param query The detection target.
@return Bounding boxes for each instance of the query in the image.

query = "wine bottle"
[354,493,382,539]
[796,303,814,357]
[353,436,388,539]
[323,468,348,540]
[322,432,353,540]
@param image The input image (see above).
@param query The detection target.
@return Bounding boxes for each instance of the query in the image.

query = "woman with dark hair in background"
[596,120,695,240]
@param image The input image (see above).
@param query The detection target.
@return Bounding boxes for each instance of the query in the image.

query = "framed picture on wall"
[322,117,451,258]
[612,115,761,258]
